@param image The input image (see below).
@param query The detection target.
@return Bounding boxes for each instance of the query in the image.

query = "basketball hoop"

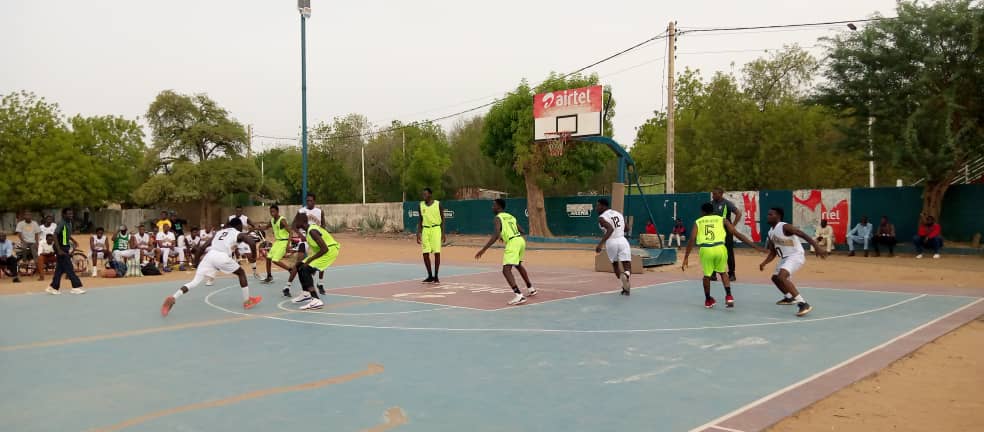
[544,131,572,157]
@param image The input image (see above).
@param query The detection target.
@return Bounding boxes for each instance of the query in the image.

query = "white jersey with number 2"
[768,222,804,258]
[599,209,626,239]
[210,228,241,257]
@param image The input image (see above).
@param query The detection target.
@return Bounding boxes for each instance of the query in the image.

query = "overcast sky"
[1,0,897,151]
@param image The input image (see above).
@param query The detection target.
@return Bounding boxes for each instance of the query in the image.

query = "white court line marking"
[276,299,452,316]
[205,287,932,334]
[707,425,746,432]
[686,296,984,432]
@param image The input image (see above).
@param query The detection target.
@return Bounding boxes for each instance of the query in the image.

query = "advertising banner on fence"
[792,189,850,243]
[722,191,761,242]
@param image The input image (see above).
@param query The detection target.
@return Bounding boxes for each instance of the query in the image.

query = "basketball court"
[2,261,981,432]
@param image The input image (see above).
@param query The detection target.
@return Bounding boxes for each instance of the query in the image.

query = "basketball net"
[544,132,572,157]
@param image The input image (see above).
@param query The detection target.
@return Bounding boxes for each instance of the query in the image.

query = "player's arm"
[724,219,765,253]
[681,223,699,271]
[596,218,614,253]
[730,203,743,227]
[785,223,827,259]
[415,207,423,244]
[759,239,777,270]
[237,233,258,263]
[303,229,328,265]
[475,218,501,259]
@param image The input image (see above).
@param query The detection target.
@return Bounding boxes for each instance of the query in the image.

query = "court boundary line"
[276,299,453,316]
[688,296,984,432]
[205,287,934,334]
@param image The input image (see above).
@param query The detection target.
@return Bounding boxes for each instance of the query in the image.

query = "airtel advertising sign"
[533,85,603,118]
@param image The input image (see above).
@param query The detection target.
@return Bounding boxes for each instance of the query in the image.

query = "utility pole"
[665,21,677,194]
[361,140,367,205]
[868,116,875,187]
[246,124,253,158]
[298,0,311,205]
[401,130,406,202]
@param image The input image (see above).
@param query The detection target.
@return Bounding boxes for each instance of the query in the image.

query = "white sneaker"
[299,298,324,310]
[916,254,924,259]
[527,287,537,297]
[933,254,940,259]
[507,294,527,305]
[291,293,312,303]
[45,286,61,295]
[91,268,98,277]
[70,288,86,295]
[205,277,214,286]
[620,272,631,293]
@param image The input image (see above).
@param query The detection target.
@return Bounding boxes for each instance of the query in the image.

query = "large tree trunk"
[524,169,553,237]
[921,180,949,220]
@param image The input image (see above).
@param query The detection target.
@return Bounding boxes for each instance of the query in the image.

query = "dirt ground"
[3,232,982,431]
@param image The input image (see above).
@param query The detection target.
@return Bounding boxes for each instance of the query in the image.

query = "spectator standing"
[813,219,834,253]
[47,208,84,295]
[15,210,41,268]
[0,233,20,283]
[155,211,172,234]
[846,216,873,257]
[873,216,897,257]
[711,188,742,281]
[668,218,686,247]
[170,211,187,237]
[914,215,943,259]
[39,215,57,241]
[37,234,56,281]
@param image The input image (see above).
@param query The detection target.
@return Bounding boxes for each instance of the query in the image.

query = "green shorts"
[308,245,339,272]
[699,245,728,277]
[267,239,289,262]
[502,237,526,266]
[421,226,442,254]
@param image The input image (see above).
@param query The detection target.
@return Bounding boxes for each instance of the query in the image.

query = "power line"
[677,17,888,35]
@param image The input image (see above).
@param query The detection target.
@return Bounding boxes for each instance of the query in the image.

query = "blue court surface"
[0,262,980,432]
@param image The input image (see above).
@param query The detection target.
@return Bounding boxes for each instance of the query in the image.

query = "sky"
[1,0,898,152]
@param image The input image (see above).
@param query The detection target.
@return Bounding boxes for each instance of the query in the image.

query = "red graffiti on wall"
[742,193,760,242]
[793,190,849,243]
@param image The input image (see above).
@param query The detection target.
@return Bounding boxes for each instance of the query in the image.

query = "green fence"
[404,184,984,243]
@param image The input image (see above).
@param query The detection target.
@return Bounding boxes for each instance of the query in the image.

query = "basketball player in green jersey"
[417,188,445,283]
[261,205,293,285]
[475,199,536,305]
[290,212,341,310]
[681,202,764,308]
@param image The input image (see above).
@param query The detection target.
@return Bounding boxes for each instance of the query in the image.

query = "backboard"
[533,85,603,141]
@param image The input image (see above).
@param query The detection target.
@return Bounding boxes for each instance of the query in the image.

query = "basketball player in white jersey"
[595,198,632,295]
[161,217,262,317]
[298,193,327,294]
[760,207,827,317]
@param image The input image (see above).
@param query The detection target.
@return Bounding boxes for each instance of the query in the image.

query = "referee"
[711,188,743,281]
[47,208,85,295]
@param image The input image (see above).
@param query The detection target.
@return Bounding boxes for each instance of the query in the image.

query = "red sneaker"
[725,294,735,308]
[161,296,176,317]
[243,296,263,310]
[704,297,716,308]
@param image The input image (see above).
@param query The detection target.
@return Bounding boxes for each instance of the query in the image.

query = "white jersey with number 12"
[599,209,626,239]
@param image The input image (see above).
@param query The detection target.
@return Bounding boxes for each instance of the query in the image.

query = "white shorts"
[89,250,108,260]
[185,251,240,289]
[774,254,805,276]
[605,237,632,263]
[237,242,251,255]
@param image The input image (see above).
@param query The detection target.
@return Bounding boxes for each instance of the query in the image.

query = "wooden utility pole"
[247,124,253,158]
[665,21,676,194]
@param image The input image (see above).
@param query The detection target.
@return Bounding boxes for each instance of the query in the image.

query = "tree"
[393,123,451,199]
[256,147,303,203]
[482,74,615,236]
[133,158,282,223]
[446,116,520,196]
[69,115,146,205]
[742,45,818,110]
[0,91,106,210]
[819,0,984,218]
[145,90,248,166]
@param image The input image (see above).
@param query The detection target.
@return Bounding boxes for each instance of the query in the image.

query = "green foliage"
[256,147,303,203]
[69,115,146,205]
[398,123,452,198]
[359,212,388,233]
[0,91,146,210]
[632,50,867,192]
[132,158,279,207]
[818,0,984,216]
[145,90,247,165]
[446,116,521,195]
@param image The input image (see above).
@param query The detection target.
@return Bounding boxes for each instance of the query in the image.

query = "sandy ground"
[2,232,982,431]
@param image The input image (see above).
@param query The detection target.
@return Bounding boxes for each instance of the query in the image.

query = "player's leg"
[175,247,186,270]
[292,263,321,308]
[725,231,736,280]
[615,238,632,295]
[776,257,810,315]
[503,239,526,305]
[605,240,622,290]
[515,263,535,296]
[420,227,436,283]
[162,262,212,316]
[317,269,325,294]
[771,258,795,305]
[699,248,717,308]
[503,265,525,305]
